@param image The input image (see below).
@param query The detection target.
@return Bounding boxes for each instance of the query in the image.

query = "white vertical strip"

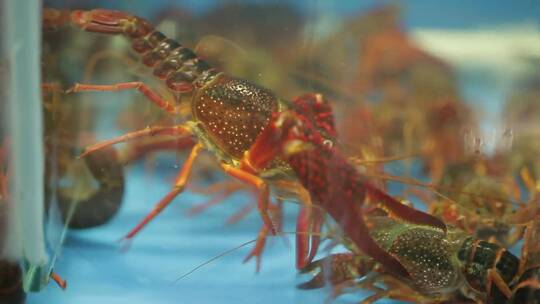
[4,0,47,265]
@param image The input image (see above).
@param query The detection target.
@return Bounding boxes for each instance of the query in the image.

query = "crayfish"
[299,216,540,303]
[45,8,445,277]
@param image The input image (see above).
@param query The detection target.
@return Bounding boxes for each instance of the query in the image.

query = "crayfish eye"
[322,139,333,149]
[283,140,315,157]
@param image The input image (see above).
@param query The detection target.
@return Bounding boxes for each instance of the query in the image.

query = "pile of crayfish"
[38,8,539,304]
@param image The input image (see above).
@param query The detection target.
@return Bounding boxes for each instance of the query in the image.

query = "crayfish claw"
[298,253,371,290]
[297,272,326,290]
[297,260,326,289]
[299,258,324,274]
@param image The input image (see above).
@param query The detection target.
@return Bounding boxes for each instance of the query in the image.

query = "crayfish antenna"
[173,239,258,284]
[117,236,134,253]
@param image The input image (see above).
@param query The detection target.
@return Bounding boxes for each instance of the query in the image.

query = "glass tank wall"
[2,1,63,303]
[1,1,538,303]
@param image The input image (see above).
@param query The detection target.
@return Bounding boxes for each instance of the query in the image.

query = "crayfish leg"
[219,163,277,235]
[119,136,196,165]
[510,266,540,304]
[50,272,67,290]
[123,144,202,240]
[67,81,177,114]
[226,202,256,224]
[186,181,245,216]
[242,224,269,273]
[243,199,284,272]
[79,125,191,158]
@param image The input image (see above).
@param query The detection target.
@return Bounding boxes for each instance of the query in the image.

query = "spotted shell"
[192,74,278,160]
[371,218,464,294]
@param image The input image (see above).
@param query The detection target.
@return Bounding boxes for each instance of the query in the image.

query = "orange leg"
[50,272,67,290]
[189,180,244,196]
[187,190,234,216]
[186,182,244,216]
[80,125,191,158]
[67,81,177,114]
[119,135,195,165]
[219,163,276,235]
[226,203,255,224]
[242,199,284,272]
[124,143,203,239]
[243,224,269,273]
